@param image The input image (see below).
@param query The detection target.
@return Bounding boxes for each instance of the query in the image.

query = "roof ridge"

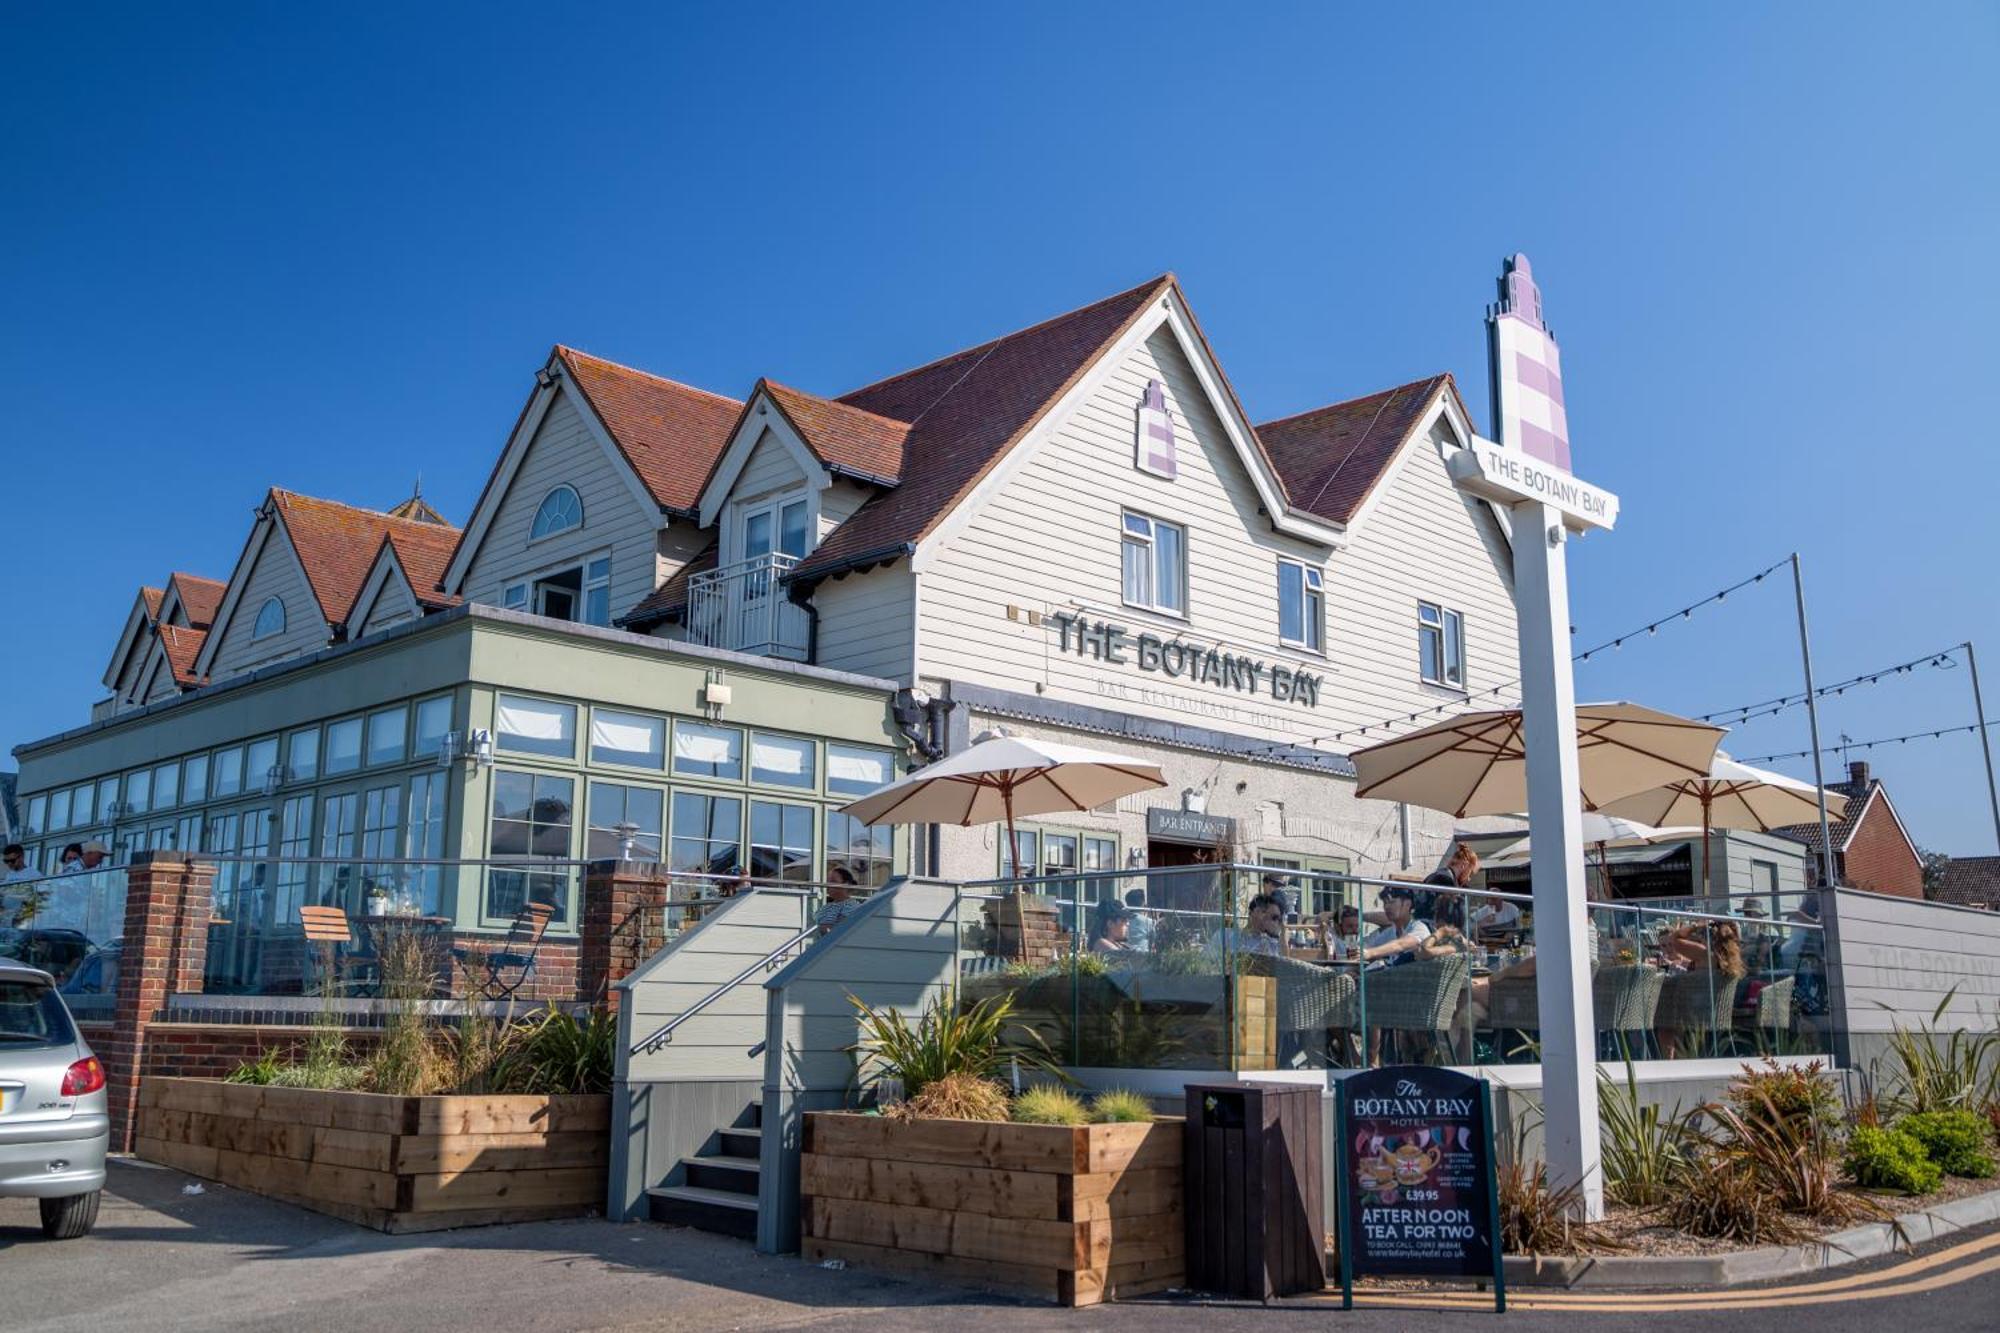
[1254,372,1449,431]
[836,274,1174,405]
[761,379,913,430]
[272,487,461,535]
[555,345,743,407]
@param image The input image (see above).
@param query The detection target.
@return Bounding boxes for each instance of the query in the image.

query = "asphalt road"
[1,1159,1996,1332]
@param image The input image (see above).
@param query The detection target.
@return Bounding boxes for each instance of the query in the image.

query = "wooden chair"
[298,905,358,996]
[455,900,555,1000]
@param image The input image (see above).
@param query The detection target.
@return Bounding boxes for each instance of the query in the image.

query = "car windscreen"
[0,978,76,1048]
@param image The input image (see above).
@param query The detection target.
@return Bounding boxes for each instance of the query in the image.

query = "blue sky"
[3,4,1996,851]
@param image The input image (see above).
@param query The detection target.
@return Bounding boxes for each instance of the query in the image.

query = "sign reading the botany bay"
[1047,612,1324,707]
[1334,1065,1505,1311]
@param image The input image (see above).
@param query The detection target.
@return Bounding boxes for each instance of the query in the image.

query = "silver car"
[0,959,107,1238]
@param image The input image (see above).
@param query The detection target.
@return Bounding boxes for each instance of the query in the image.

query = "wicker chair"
[1267,954,1358,1033]
[1753,975,1796,1033]
[1486,975,1540,1032]
[1656,968,1743,1055]
[1362,954,1469,1063]
[1591,964,1664,1032]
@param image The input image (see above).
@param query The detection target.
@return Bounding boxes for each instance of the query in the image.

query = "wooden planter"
[134,1077,608,1233]
[801,1111,1184,1306]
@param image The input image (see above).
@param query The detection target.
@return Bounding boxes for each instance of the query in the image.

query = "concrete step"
[682,1154,760,1195]
[647,1184,757,1240]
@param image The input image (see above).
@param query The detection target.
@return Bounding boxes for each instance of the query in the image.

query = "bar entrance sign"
[1334,1066,1505,1312]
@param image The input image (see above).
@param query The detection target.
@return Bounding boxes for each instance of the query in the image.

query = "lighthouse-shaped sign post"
[1449,256,1620,1220]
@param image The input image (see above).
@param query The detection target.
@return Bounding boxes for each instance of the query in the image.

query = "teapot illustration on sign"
[1390,1142,1441,1185]
[1356,1152,1398,1192]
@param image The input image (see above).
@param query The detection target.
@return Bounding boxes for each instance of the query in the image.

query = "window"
[92,778,115,823]
[744,496,810,563]
[287,727,320,782]
[1278,560,1325,652]
[175,812,204,856]
[366,707,407,766]
[273,797,312,923]
[182,753,210,804]
[826,811,893,887]
[750,733,815,790]
[413,696,453,758]
[318,792,359,910]
[590,708,665,769]
[125,768,152,816]
[1121,511,1186,616]
[496,694,576,759]
[325,718,363,775]
[49,788,71,832]
[529,485,583,541]
[672,722,742,780]
[153,762,179,810]
[669,792,741,880]
[1083,836,1119,900]
[1418,602,1467,687]
[503,582,528,611]
[359,785,403,898]
[488,770,575,921]
[404,773,446,914]
[25,794,46,838]
[246,736,280,791]
[750,800,814,883]
[1002,827,1038,878]
[220,745,250,800]
[826,744,891,798]
[252,596,286,641]
[587,781,664,860]
[1042,832,1078,881]
[583,557,611,628]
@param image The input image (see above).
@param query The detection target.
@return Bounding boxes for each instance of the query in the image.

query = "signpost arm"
[1334,1095,1354,1310]
[1482,1081,1507,1313]
[1511,502,1605,1219]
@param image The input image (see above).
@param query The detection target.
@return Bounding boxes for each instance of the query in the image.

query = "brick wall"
[141,1023,384,1081]
[103,853,213,1150]
[577,863,670,1011]
[1841,796,1924,898]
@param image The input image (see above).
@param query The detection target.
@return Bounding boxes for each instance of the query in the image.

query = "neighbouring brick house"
[1773,760,1924,898]
[1931,854,2000,912]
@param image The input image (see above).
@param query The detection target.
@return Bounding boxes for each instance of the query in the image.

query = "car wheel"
[39,1190,100,1240]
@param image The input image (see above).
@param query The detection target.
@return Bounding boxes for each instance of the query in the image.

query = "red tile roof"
[156,623,208,688]
[381,525,463,609]
[140,586,164,621]
[619,540,718,629]
[1772,776,1879,854]
[269,490,463,630]
[168,572,226,629]
[556,346,743,515]
[759,381,911,484]
[1256,374,1455,525]
[792,274,1174,582]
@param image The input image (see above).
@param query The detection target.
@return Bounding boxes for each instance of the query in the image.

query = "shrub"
[1666,1152,1811,1244]
[1876,991,2000,1116]
[1598,1064,1698,1207]
[1089,1088,1155,1124]
[1013,1086,1089,1125]
[224,1049,283,1085]
[492,1005,615,1095]
[1729,1059,1841,1143]
[848,992,1058,1099]
[1497,1158,1620,1256]
[1900,1110,1997,1178]
[1845,1125,1943,1194]
[888,1073,1011,1123]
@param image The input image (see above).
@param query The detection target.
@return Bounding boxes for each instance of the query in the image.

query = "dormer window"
[530,485,583,541]
[252,596,286,640]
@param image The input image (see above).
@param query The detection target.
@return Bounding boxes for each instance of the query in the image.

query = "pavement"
[2,1158,1997,1332]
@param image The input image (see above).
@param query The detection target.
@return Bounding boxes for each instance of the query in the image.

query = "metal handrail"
[628,921,821,1057]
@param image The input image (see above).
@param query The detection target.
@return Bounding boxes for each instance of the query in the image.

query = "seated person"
[1319,903,1364,960]
[1210,892,1287,958]
[1122,888,1156,951]
[1470,895,1522,942]
[1354,885,1432,968]
[1090,901,1138,954]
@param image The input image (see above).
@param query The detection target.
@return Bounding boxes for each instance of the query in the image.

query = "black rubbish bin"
[1183,1081,1326,1299]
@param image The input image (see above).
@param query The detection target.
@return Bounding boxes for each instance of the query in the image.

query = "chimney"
[1847,759,1870,789]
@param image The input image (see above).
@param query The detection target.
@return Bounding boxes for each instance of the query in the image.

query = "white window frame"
[528,484,584,543]
[735,491,812,566]
[1120,510,1188,619]
[1418,601,1467,689]
[1277,558,1325,654]
[502,581,528,611]
[501,548,611,626]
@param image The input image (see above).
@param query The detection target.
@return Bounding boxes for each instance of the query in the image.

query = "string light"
[1738,719,2000,765]
[1695,644,1963,725]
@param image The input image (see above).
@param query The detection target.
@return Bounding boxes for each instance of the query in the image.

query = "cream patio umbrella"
[1352,702,1728,818]
[1597,752,1848,898]
[837,729,1167,872]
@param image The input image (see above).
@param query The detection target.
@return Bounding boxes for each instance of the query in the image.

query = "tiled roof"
[1771,778,1875,853]
[270,490,463,629]
[618,540,718,629]
[1933,855,2000,909]
[556,346,743,515]
[1256,374,1454,525]
[168,573,226,629]
[792,275,1174,582]
[156,623,208,688]
[759,380,910,484]
[140,586,164,621]
[382,525,463,609]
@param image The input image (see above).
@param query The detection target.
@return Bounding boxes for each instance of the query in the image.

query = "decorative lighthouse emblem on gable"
[1134,379,1177,479]
[1486,254,1571,472]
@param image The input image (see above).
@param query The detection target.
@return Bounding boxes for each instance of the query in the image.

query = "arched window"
[530,485,583,540]
[252,596,286,640]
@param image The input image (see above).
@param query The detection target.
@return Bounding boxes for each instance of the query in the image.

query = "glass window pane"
[496,694,576,758]
[779,501,809,558]
[672,722,743,780]
[750,733,815,789]
[590,709,665,768]
[1043,832,1078,877]
[1122,532,1150,605]
[828,811,894,887]
[414,696,453,757]
[92,778,115,822]
[26,794,46,837]
[1278,562,1303,643]
[670,792,741,878]
[1154,522,1184,613]
[50,789,71,831]
[182,754,209,803]
[587,781,663,860]
[367,707,407,766]
[246,736,279,790]
[826,744,891,798]
[212,748,245,798]
[288,727,320,782]
[126,768,152,815]
[324,719,362,775]
[154,763,179,810]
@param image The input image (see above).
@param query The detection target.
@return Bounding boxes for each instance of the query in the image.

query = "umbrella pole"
[1701,792,1714,906]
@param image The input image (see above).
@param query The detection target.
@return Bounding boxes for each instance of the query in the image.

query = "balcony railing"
[684,552,809,661]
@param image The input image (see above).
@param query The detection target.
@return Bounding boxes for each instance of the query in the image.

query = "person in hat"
[55,843,86,875]
[1355,885,1432,967]
[77,840,111,872]
[1210,892,1287,958]
[1090,900,1136,954]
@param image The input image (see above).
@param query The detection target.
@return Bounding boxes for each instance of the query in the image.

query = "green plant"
[1729,1059,1841,1142]
[1496,1157,1620,1256]
[848,992,1059,1099]
[366,928,447,1095]
[1089,1088,1155,1124]
[1665,1152,1811,1244]
[1597,1063,1699,1207]
[1013,1085,1089,1125]
[224,1048,284,1085]
[1053,995,1187,1069]
[888,1072,1011,1122]
[1900,1110,1997,1178]
[493,1004,615,1095]
[1875,991,2000,1116]
[1845,1125,1943,1194]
